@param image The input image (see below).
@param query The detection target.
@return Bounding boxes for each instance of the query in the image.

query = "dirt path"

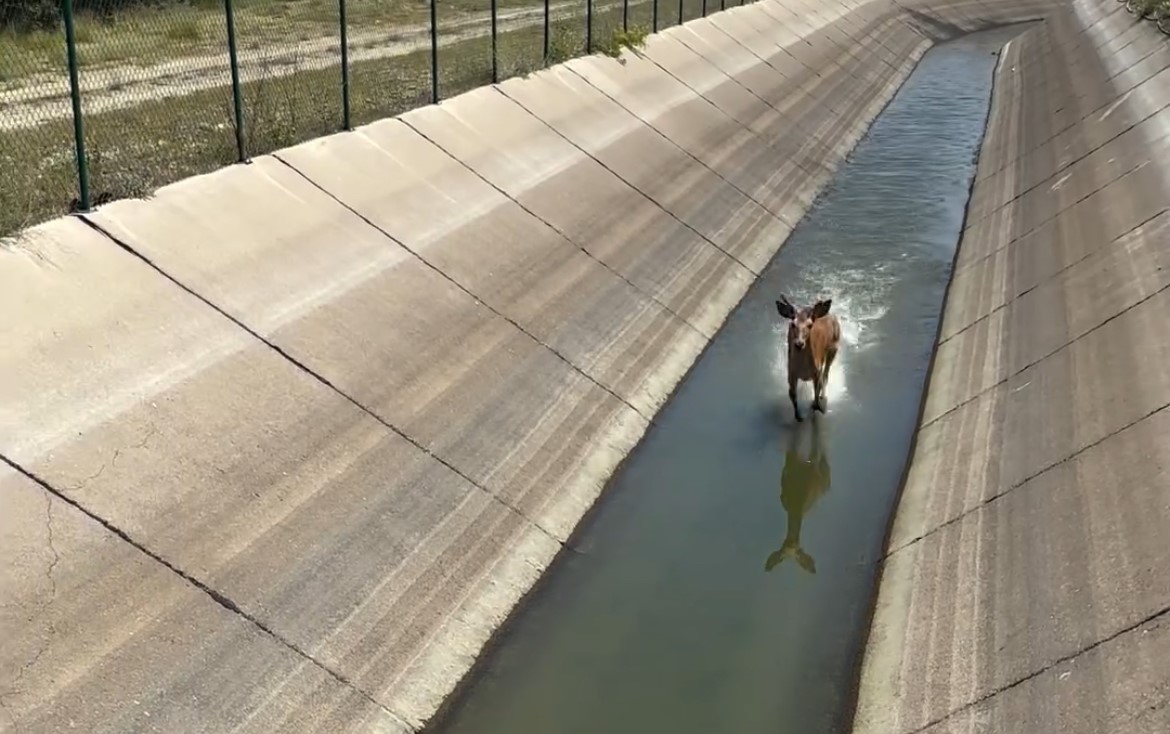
[1,0,646,132]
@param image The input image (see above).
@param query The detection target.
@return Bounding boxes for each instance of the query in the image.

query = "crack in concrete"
[0,493,62,731]
[0,453,418,733]
[61,423,159,492]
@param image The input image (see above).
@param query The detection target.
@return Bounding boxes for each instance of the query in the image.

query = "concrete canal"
[429,26,1023,734]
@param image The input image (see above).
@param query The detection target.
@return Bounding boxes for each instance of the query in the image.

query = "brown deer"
[775,295,841,422]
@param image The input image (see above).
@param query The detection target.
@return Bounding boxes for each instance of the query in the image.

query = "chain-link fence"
[1,0,751,237]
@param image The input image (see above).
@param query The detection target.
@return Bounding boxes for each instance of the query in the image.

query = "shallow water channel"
[430,27,1021,734]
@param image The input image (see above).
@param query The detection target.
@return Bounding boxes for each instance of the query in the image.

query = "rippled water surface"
[430,27,1021,734]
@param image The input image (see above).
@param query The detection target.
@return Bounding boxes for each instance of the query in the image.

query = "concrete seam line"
[937,205,1170,345]
[705,13,834,108]
[960,55,1170,217]
[268,153,653,427]
[395,117,710,343]
[703,11,927,162]
[887,399,1170,557]
[0,453,420,734]
[959,125,1170,241]
[76,215,569,549]
[921,275,1170,429]
[904,604,1170,734]
[559,63,800,232]
[488,87,759,276]
[771,0,905,79]
[645,49,828,181]
[841,27,1007,731]
[650,27,848,178]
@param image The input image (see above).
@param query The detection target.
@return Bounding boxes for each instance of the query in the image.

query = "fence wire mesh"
[1,1,73,233]
[73,0,236,208]
[1,0,751,238]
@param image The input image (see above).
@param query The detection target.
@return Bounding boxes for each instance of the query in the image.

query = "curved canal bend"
[429,26,1024,734]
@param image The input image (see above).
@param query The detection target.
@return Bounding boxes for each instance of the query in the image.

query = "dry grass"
[2,0,551,83]
[1,3,669,236]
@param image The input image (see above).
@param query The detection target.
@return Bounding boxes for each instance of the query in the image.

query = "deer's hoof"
[794,412,804,423]
[814,399,827,413]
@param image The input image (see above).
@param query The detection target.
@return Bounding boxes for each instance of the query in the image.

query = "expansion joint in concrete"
[268,153,653,435]
[0,453,419,734]
[938,206,1170,346]
[77,215,569,551]
[904,604,1170,734]
[652,32,840,180]
[889,399,1170,559]
[959,74,1170,233]
[559,64,799,233]
[490,87,760,276]
[394,118,710,345]
[960,131,1166,246]
[921,276,1170,429]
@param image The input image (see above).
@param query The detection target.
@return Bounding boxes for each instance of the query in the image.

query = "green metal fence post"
[702,0,707,15]
[61,0,90,211]
[543,0,550,62]
[223,0,247,161]
[490,0,499,83]
[586,0,593,52]
[653,0,658,31]
[339,0,351,129]
[678,0,684,24]
[623,0,628,32]
[430,0,440,102]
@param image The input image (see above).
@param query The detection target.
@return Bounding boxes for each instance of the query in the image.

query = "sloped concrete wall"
[853,0,1170,732]
[4,0,1166,730]
[1,2,932,731]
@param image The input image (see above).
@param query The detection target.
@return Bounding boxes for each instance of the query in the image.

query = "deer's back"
[810,316,841,365]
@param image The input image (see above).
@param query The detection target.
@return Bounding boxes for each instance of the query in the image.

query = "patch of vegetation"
[1124,0,1170,31]
[2,10,606,236]
[597,23,649,58]
[0,0,672,237]
[163,17,203,41]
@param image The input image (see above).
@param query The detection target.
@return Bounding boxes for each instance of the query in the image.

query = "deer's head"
[776,295,832,352]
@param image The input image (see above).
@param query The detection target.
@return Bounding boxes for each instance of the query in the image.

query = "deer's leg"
[813,372,826,413]
[823,348,838,386]
[789,377,802,422]
[817,349,838,413]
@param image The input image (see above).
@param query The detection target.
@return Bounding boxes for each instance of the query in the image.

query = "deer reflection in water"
[765,421,831,574]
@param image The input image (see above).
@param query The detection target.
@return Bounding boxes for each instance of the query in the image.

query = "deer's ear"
[812,299,832,319]
[776,298,796,320]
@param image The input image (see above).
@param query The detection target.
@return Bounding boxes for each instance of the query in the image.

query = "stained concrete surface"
[1,1,937,731]
[4,0,1168,730]
[852,0,1170,733]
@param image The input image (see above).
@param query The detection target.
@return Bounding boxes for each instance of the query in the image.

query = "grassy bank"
[0,0,717,237]
[1,0,546,85]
